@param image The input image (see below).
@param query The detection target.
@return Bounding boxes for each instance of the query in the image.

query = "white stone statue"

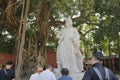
[56,16,84,73]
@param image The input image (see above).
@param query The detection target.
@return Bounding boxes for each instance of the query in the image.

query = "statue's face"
[65,17,73,27]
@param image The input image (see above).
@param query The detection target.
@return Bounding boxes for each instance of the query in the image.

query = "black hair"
[92,51,104,61]
[61,68,69,76]
[6,61,13,65]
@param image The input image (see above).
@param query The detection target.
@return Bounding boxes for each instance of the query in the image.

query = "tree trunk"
[5,0,52,79]
[21,38,38,79]
[15,0,30,80]
[14,1,52,80]
[36,1,52,67]
[18,1,52,79]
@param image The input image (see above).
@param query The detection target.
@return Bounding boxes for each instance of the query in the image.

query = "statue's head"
[65,16,73,27]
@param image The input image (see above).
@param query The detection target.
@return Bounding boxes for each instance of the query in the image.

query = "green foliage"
[26,24,37,39]
[0,0,120,57]
[0,25,15,53]
[93,0,120,55]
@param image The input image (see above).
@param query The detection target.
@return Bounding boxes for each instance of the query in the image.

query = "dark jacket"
[0,69,15,80]
[82,63,119,80]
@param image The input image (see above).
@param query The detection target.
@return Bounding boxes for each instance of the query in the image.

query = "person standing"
[82,51,119,80]
[56,16,84,73]
[0,61,15,80]
[29,67,43,80]
[58,68,73,80]
[39,65,56,80]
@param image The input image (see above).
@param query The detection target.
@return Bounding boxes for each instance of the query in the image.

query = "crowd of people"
[29,52,119,80]
[0,51,119,80]
[30,52,119,80]
[29,65,72,80]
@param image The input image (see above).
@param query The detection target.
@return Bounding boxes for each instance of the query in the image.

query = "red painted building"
[0,53,16,65]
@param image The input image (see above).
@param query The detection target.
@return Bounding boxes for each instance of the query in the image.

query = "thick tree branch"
[50,20,64,27]
[83,28,98,36]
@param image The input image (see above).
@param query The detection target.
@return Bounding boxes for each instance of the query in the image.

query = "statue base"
[70,72,84,80]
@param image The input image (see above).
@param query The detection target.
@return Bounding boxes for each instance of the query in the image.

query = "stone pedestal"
[70,72,84,80]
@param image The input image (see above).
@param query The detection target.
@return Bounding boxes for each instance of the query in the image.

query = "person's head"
[65,16,73,27]
[61,68,69,76]
[36,67,43,74]
[46,65,53,71]
[91,52,104,65]
[5,61,14,69]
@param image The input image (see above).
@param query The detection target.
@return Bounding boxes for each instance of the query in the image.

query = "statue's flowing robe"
[57,27,84,72]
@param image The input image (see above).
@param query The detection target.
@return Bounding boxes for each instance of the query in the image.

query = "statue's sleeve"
[57,28,65,44]
[73,28,80,47]
[73,28,83,58]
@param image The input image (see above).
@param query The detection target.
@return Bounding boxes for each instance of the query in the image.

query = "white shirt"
[29,73,40,80]
[39,69,56,80]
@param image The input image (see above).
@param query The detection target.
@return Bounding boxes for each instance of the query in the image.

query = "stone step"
[70,72,84,80]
